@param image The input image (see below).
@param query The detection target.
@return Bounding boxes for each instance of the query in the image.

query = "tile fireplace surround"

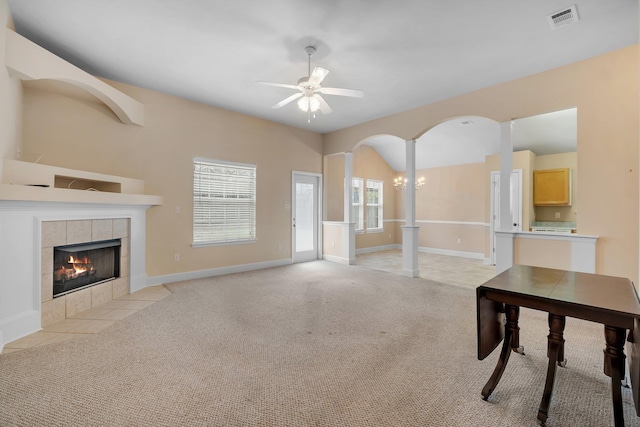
[41,219,130,327]
[0,201,156,351]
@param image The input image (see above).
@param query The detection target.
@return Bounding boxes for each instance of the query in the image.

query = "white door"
[490,169,522,264]
[292,173,321,263]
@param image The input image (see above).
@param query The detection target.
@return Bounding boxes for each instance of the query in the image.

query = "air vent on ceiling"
[547,5,579,29]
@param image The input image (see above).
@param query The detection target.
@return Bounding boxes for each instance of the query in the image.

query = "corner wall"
[0,0,22,174]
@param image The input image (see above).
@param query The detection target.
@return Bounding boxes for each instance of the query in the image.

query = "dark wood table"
[477,265,640,426]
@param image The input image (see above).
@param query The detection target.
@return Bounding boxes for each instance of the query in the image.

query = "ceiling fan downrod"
[304,46,316,79]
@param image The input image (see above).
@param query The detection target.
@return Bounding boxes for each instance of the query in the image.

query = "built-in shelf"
[1,160,162,206]
[54,175,122,193]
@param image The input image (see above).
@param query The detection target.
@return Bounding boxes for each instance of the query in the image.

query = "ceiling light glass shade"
[297,95,320,112]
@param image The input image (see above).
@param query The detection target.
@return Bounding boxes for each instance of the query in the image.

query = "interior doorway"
[490,169,522,264]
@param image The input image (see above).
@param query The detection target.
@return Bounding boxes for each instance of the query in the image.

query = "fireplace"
[53,239,121,298]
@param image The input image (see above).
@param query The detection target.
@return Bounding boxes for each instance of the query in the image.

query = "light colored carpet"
[1,261,639,426]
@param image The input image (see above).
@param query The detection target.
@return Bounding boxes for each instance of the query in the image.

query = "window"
[352,178,364,231]
[193,158,256,246]
[366,179,383,231]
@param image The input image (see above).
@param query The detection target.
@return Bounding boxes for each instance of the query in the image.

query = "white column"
[499,121,513,231]
[495,121,514,273]
[401,139,419,277]
[343,152,355,264]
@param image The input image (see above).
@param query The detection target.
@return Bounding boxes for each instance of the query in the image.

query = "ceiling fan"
[257,46,364,122]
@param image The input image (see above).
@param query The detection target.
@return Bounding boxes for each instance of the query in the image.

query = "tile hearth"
[1,285,170,355]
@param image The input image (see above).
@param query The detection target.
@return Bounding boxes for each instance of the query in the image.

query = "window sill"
[192,239,257,248]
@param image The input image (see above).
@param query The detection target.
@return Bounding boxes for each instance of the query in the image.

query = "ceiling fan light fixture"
[298,95,320,113]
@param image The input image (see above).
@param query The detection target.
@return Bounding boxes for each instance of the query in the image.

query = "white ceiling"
[4,2,632,172]
[6,0,637,137]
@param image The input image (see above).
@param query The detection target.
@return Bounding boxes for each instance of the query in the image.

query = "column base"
[401,226,420,278]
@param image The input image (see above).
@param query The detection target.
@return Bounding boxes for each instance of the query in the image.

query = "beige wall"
[415,162,486,256]
[322,223,343,257]
[353,145,397,249]
[326,46,639,283]
[323,154,345,222]
[0,1,22,174]
[19,80,323,277]
[534,152,578,223]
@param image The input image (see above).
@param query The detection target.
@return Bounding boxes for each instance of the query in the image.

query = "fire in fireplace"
[53,239,121,297]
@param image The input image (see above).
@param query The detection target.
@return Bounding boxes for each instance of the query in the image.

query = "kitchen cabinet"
[533,168,571,206]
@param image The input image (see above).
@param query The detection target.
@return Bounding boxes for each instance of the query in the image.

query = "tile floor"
[1,285,171,355]
[2,253,493,355]
[356,249,497,289]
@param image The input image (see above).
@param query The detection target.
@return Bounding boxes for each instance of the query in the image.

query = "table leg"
[604,325,627,427]
[538,313,566,425]
[482,304,521,400]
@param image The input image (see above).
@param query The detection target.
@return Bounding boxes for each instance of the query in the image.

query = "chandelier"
[393,176,425,190]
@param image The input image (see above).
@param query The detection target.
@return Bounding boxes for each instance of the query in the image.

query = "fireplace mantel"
[0,163,162,352]
[2,159,162,206]
[0,183,162,206]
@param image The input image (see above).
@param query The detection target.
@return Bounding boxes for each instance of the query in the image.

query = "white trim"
[354,244,485,260]
[146,258,293,287]
[322,221,348,226]
[323,254,352,265]
[513,231,598,242]
[383,218,489,227]
[416,219,489,227]
[418,246,485,260]
[0,310,41,350]
[355,244,401,255]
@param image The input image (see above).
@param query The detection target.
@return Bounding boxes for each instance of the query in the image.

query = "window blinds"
[193,159,256,245]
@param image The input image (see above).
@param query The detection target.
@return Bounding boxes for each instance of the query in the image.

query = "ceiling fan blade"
[308,66,330,86]
[315,95,333,115]
[256,81,299,90]
[319,87,365,98]
[272,92,303,109]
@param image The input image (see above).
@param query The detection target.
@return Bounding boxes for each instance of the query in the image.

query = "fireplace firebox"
[53,239,121,298]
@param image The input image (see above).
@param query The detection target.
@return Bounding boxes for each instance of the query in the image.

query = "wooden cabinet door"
[533,168,571,206]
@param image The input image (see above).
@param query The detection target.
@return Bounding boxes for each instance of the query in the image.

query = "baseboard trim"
[353,244,484,260]
[146,258,293,287]
[0,309,42,349]
[323,254,353,265]
[418,246,485,260]
[355,244,401,255]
